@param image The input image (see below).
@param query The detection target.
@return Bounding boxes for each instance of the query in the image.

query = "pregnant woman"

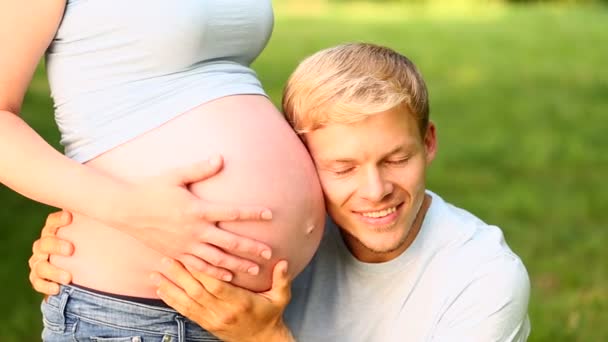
[1,0,325,341]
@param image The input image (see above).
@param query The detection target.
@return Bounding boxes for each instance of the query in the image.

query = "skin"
[305,105,436,263]
[31,105,436,341]
[1,0,275,281]
[27,157,275,295]
[154,258,295,342]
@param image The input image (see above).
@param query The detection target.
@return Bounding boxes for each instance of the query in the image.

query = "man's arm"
[432,255,531,342]
[153,257,296,342]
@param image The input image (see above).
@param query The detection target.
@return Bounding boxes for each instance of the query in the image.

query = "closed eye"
[385,158,409,165]
[333,167,355,175]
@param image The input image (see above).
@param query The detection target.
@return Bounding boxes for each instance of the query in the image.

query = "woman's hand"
[28,211,75,296]
[28,155,276,287]
[115,155,274,281]
[152,258,295,342]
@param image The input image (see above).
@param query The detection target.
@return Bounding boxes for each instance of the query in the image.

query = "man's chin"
[355,232,408,254]
[362,241,405,255]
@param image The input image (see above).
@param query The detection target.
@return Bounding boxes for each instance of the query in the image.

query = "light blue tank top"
[46,0,274,162]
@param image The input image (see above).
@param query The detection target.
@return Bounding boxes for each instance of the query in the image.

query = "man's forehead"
[304,109,421,155]
[320,142,414,158]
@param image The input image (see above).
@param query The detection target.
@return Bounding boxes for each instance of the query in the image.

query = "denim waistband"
[71,283,170,308]
[45,285,218,341]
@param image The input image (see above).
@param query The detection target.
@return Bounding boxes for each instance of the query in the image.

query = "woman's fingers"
[191,202,272,222]
[189,238,262,276]
[167,156,223,185]
[178,254,233,282]
[184,224,273,281]
[158,156,273,222]
[197,224,272,261]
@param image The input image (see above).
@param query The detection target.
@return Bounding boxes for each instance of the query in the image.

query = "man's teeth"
[361,207,397,218]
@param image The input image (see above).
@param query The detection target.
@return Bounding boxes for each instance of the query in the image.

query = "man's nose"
[359,167,393,202]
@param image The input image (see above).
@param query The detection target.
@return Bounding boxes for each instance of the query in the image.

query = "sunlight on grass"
[275,0,509,21]
[449,65,485,87]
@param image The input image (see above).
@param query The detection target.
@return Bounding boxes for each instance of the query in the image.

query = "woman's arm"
[3,1,272,278]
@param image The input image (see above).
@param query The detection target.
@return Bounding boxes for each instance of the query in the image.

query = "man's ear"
[424,121,437,164]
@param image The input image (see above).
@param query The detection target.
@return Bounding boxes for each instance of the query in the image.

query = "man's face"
[304,106,436,263]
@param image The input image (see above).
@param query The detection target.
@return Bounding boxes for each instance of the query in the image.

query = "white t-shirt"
[284,190,530,342]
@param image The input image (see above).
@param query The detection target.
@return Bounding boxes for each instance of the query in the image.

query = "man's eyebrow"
[386,145,409,156]
[318,158,356,166]
[381,143,417,159]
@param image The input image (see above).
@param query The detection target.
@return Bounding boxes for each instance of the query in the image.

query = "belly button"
[305,224,316,235]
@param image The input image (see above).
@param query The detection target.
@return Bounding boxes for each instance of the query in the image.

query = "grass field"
[1,1,606,341]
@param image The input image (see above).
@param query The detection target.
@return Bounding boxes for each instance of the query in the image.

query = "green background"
[1,1,606,341]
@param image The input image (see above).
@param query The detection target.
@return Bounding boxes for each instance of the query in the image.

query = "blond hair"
[282,43,430,135]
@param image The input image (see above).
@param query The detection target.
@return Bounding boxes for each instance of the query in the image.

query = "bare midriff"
[50,95,326,297]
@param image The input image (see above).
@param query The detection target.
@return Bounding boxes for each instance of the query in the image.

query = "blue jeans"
[41,285,221,341]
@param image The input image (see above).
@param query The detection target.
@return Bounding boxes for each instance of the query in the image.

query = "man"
[30,43,530,341]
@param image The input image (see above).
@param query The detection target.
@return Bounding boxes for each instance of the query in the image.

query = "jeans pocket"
[41,299,66,333]
[78,319,168,342]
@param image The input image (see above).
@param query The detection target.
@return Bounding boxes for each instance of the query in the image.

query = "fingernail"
[161,257,172,266]
[222,274,233,282]
[149,273,161,285]
[247,266,260,276]
[261,210,273,220]
[283,262,289,275]
[261,249,272,260]
[209,155,221,167]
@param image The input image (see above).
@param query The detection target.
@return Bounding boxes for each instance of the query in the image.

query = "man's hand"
[28,211,74,295]
[110,155,275,281]
[152,258,295,342]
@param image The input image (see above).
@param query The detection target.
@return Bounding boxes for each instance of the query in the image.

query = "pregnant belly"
[51,95,325,296]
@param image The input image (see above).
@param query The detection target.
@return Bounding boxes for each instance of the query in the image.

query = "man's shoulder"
[426,191,519,258]
[429,224,529,298]
[424,190,529,288]
[431,252,531,341]
[424,194,530,339]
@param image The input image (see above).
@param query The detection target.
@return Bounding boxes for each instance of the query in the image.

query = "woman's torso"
[48,0,325,297]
